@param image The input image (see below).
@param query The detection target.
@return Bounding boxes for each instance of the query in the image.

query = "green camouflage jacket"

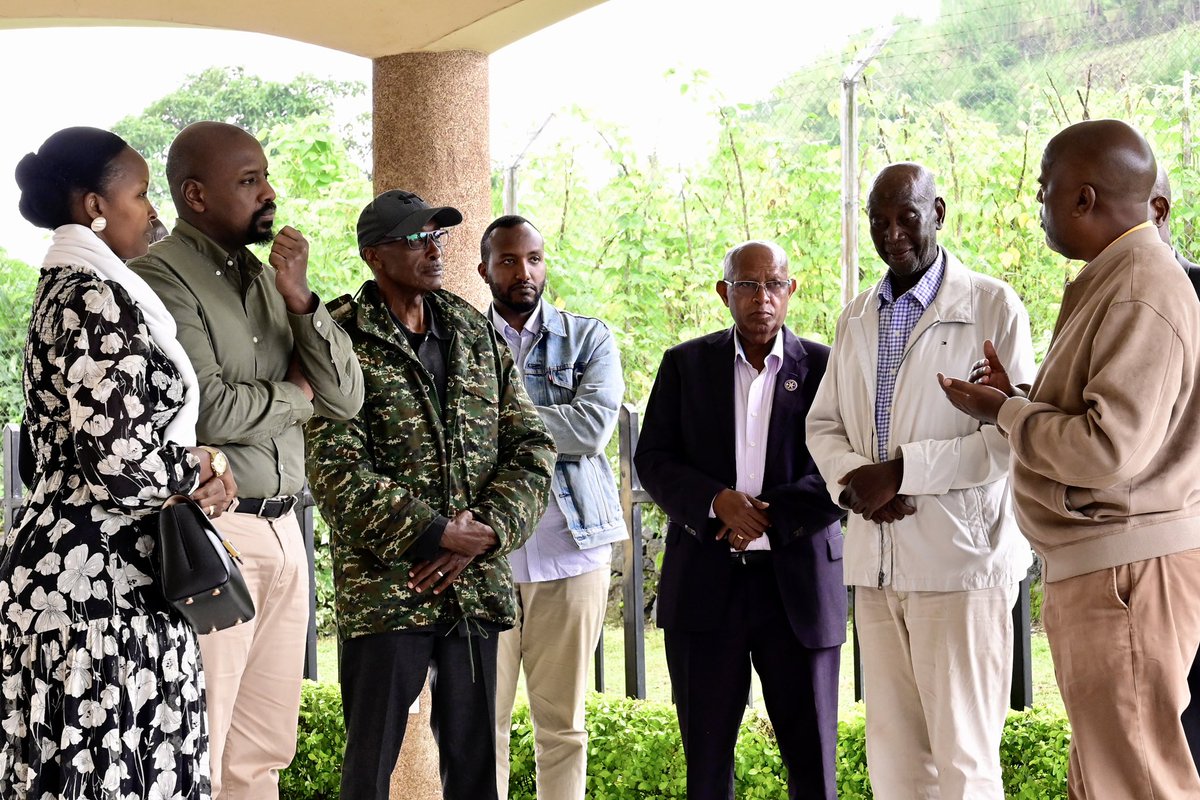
[305,281,555,640]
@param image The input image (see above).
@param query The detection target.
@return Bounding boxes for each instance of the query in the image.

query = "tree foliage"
[5,9,1200,437]
[112,66,365,208]
[0,247,37,425]
[257,115,374,303]
[510,16,1200,407]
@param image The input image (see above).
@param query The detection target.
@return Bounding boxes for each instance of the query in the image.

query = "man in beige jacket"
[941,119,1200,798]
[807,163,1034,800]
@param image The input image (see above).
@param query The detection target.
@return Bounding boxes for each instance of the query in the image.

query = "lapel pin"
[783,379,798,392]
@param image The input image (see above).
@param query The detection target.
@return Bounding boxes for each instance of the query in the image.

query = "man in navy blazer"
[635,240,846,800]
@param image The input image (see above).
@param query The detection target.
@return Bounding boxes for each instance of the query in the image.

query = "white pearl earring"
[90,216,107,233]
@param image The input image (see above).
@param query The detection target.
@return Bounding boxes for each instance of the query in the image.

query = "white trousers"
[855,583,1016,800]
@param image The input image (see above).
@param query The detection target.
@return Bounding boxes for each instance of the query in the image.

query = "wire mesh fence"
[765,0,1200,354]
[492,3,1200,416]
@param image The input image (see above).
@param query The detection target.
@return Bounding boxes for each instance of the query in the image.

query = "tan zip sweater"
[998,225,1200,581]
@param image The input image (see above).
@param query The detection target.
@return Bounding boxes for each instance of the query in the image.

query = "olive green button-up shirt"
[129,220,364,498]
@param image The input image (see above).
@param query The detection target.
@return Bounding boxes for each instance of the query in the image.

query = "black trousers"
[339,626,500,800]
[663,558,840,800]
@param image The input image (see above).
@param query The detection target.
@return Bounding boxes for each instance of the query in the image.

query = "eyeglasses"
[723,279,793,297]
[376,229,450,250]
[404,229,450,250]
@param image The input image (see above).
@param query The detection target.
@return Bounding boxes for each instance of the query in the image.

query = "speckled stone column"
[373,50,491,311]
[376,51,490,799]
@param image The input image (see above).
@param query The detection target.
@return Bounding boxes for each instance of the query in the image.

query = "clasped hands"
[937,339,1023,426]
[840,340,1019,524]
[838,459,913,524]
[407,510,498,595]
[713,489,770,551]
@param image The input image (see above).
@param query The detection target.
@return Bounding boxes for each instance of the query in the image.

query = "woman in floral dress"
[0,127,237,799]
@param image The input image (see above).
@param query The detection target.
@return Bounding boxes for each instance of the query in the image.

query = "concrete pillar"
[372,50,493,800]
[373,50,491,310]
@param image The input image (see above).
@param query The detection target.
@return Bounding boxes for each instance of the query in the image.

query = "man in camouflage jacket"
[306,190,555,800]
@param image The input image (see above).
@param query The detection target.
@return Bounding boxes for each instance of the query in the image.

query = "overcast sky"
[0,0,937,264]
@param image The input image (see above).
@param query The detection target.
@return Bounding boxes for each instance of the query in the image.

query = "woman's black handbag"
[158,495,255,633]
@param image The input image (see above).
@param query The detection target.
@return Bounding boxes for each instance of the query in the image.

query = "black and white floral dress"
[0,263,209,799]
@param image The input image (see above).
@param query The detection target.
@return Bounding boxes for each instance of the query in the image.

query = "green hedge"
[280,681,346,800]
[280,681,1070,799]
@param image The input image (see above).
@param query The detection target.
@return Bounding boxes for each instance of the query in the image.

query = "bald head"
[166,122,260,209]
[165,121,277,251]
[1038,120,1158,260]
[1044,120,1157,204]
[722,240,788,281]
[716,239,794,358]
[869,162,938,206]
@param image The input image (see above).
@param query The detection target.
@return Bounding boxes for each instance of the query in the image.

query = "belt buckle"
[258,495,295,519]
[732,550,768,567]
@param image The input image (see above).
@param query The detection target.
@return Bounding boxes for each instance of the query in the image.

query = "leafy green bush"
[280,681,347,800]
[513,695,687,798]
[310,515,338,636]
[836,714,872,798]
[279,682,1070,800]
[1001,707,1071,799]
[732,712,789,798]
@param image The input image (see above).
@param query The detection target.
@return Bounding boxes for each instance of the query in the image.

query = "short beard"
[246,203,276,246]
[494,283,544,314]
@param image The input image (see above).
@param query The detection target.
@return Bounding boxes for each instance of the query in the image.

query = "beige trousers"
[199,511,309,799]
[495,567,609,800]
[1043,550,1200,800]
[855,583,1016,800]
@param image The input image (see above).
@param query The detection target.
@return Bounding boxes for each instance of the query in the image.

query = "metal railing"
[617,403,649,698]
[3,424,22,533]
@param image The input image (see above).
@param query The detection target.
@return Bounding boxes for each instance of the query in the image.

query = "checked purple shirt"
[874,249,945,463]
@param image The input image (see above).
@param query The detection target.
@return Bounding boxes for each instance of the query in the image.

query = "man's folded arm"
[287,298,364,421]
[136,260,315,445]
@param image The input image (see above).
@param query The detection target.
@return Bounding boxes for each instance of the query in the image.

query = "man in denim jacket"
[479,216,627,800]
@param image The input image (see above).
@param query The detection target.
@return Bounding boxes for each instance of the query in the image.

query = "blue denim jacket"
[518,301,628,549]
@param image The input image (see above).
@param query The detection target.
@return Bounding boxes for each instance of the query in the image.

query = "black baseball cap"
[356,190,463,250]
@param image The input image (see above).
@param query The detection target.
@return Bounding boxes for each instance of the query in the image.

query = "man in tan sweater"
[941,119,1200,798]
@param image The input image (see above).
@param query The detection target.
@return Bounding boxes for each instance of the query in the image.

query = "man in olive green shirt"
[131,121,364,799]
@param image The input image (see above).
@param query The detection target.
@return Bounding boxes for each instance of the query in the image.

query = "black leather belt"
[730,551,772,567]
[234,496,297,519]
